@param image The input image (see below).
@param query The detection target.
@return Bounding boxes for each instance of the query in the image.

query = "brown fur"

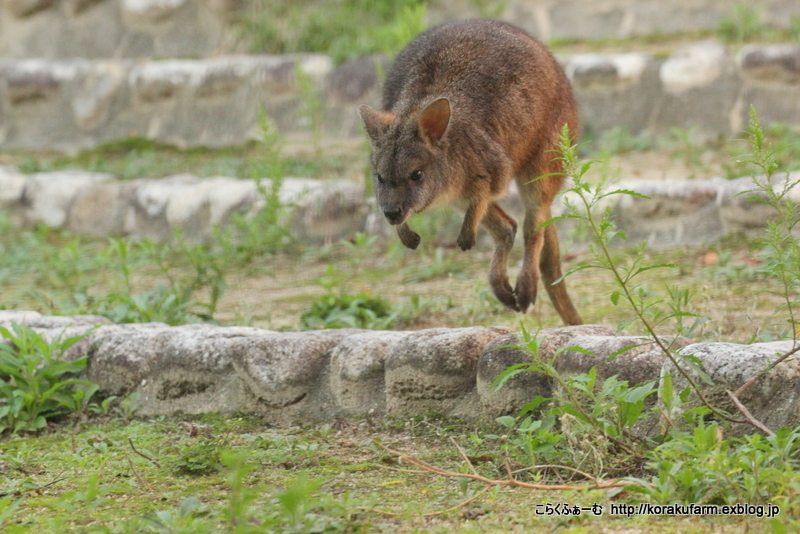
[359,19,582,325]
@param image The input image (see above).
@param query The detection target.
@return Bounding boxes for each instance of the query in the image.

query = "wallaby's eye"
[411,170,423,182]
[375,173,384,184]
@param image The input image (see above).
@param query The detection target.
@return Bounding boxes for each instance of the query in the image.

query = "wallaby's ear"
[419,97,451,144]
[358,105,395,142]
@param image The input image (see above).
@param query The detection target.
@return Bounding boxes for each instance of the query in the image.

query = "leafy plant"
[737,108,800,342]
[300,293,396,330]
[718,3,767,43]
[174,439,222,476]
[238,0,427,63]
[0,323,97,433]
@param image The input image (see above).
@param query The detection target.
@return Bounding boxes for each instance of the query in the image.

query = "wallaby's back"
[382,19,577,174]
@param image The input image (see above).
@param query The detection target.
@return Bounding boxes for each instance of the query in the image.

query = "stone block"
[5,0,53,18]
[86,323,176,394]
[23,171,113,228]
[555,335,690,388]
[329,330,409,417]
[664,341,800,432]
[228,329,363,419]
[138,325,271,415]
[385,326,512,417]
[477,325,616,419]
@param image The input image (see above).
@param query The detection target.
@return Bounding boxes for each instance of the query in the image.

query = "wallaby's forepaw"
[397,224,421,250]
[457,230,476,251]
[515,276,538,314]
[489,275,519,312]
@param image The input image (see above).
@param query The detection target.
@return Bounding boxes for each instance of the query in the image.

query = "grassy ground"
[0,415,786,533]
[1,106,800,534]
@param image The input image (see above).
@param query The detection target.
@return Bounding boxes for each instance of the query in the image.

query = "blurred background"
[1,0,799,339]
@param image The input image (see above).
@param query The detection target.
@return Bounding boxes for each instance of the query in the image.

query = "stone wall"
[1,43,799,152]
[3,0,800,59]
[2,164,797,247]
[0,0,243,59]
[2,309,797,432]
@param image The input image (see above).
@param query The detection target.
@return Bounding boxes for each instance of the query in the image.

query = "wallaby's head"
[358,98,451,226]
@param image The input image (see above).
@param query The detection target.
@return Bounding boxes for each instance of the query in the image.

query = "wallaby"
[358,19,582,326]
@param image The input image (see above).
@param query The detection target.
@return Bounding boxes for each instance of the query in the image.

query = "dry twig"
[352,484,493,518]
[374,442,628,492]
[128,438,161,468]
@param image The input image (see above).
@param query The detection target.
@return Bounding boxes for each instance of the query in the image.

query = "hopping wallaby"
[358,19,582,325]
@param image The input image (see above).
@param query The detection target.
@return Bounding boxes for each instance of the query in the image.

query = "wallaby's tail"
[540,223,583,325]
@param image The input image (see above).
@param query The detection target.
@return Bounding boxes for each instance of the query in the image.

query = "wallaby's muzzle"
[383,207,404,225]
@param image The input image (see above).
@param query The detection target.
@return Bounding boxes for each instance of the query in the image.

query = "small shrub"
[0,323,97,434]
[300,293,397,330]
[718,3,767,43]
[238,0,427,63]
[174,439,222,476]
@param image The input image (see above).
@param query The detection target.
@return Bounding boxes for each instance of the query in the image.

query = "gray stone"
[138,325,272,416]
[86,323,174,394]
[0,309,42,325]
[23,171,113,228]
[67,181,137,237]
[228,329,363,415]
[33,323,125,362]
[568,54,662,137]
[610,178,727,247]
[477,325,616,419]
[663,341,800,432]
[329,330,409,417]
[288,179,368,244]
[556,335,690,388]
[654,42,741,136]
[740,44,800,84]
[3,59,87,104]
[122,0,188,21]
[326,54,385,103]
[130,174,259,241]
[71,62,127,130]
[23,314,112,329]
[5,0,53,17]
[0,166,27,209]
[385,326,512,417]
[566,53,651,90]
[660,41,728,94]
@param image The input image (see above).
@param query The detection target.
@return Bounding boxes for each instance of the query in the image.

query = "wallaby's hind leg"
[514,191,547,314]
[515,169,582,325]
[540,221,582,325]
[482,202,519,311]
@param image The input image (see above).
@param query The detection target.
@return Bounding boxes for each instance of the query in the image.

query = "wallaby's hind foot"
[397,223,421,250]
[514,269,539,313]
[483,203,519,311]
[490,273,519,311]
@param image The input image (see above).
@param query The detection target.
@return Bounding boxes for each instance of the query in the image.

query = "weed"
[594,126,655,156]
[0,324,96,434]
[238,0,427,63]
[718,3,766,44]
[174,439,222,476]
[299,293,396,330]
[738,108,800,342]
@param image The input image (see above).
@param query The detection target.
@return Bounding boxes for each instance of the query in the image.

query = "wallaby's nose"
[383,208,403,225]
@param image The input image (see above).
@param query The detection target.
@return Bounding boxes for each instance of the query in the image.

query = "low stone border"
[2,309,798,432]
[1,164,797,247]
[1,42,799,151]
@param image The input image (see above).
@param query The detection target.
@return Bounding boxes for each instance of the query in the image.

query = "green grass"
[237,0,427,64]
[4,138,353,181]
[0,416,792,533]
